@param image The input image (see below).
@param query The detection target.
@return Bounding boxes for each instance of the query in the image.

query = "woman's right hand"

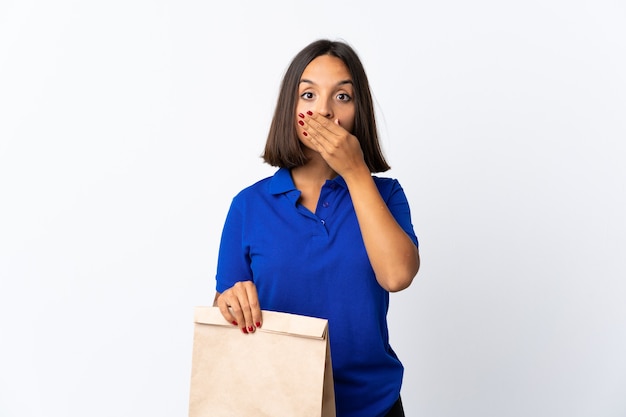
[213,281,262,334]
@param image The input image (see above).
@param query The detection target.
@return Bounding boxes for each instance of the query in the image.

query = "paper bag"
[189,306,336,417]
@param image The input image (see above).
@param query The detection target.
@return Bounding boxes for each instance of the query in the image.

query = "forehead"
[300,55,352,82]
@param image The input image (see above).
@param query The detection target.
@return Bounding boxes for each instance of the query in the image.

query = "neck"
[291,155,337,188]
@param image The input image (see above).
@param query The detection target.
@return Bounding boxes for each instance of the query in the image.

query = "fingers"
[299,112,365,175]
[244,283,263,329]
[298,113,342,155]
[216,281,263,334]
[300,112,342,147]
[217,298,238,327]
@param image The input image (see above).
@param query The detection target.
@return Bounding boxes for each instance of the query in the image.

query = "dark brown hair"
[262,39,390,172]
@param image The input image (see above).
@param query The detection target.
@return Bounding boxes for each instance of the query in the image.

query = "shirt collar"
[269,167,348,196]
[269,168,297,195]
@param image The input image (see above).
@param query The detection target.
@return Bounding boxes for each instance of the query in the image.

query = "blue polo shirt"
[216,167,418,417]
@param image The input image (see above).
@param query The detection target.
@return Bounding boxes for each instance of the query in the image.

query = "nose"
[314,96,333,119]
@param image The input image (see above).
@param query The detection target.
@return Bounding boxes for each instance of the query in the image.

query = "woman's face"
[296,55,356,145]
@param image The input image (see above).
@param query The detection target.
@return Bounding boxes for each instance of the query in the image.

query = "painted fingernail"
[298,113,305,118]
[302,131,308,136]
[298,120,304,126]
[306,110,313,116]
[248,326,254,332]
[242,327,248,334]
[256,322,262,328]
[232,321,238,326]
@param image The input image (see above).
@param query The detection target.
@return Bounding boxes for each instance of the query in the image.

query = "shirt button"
[322,201,330,208]
[320,219,326,225]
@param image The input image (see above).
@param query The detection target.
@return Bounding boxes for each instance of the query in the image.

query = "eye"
[300,92,314,100]
[337,93,352,102]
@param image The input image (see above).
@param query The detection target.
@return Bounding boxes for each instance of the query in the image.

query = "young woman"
[213,39,420,417]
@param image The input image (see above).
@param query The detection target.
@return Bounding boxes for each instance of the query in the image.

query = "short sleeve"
[215,198,253,293]
[382,179,419,248]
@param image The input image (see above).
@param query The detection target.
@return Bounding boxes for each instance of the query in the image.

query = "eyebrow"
[299,78,353,86]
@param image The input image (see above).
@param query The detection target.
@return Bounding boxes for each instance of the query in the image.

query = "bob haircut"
[262,39,390,173]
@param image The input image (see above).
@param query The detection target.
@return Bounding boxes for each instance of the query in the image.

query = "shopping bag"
[188,306,336,417]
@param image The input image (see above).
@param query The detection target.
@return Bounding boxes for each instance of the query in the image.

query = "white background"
[1,1,625,416]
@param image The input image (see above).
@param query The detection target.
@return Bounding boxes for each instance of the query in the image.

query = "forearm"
[343,167,420,292]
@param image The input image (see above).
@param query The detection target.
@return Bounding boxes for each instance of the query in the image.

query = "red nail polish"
[298,120,304,126]
[232,321,238,326]
[298,113,305,118]
[256,322,262,328]
[248,326,254,332]
[306,111,313,116]
[242,327,248,334]
[303,131,308,136]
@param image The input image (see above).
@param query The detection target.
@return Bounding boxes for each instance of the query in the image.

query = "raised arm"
[300,112,420,291]
[343,167,419,291]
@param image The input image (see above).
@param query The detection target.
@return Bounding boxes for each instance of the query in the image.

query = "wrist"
[342,162,372,185]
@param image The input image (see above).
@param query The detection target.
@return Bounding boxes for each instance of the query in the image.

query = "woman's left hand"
[300,112,368,177]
